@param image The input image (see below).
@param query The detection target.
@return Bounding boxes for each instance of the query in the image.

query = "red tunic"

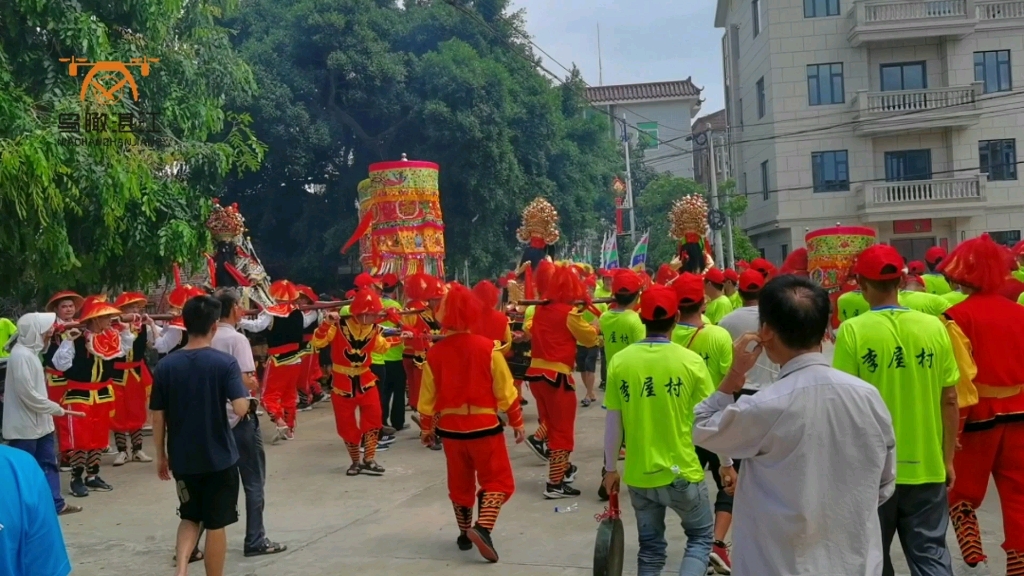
[311,318,388,396]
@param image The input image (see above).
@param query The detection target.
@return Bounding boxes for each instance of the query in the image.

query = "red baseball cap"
[854,244,905,281]
[925,246,947,264]
[723,269,739,283]
[673,273,705,305]
[907,260,926,275]
[738,269,766,292]
[611,269,642,294]
[704,267,726,285]
[640,284,679,321]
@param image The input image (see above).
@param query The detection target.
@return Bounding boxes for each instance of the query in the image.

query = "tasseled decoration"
[341,211,374,254]
[204,253,218,288]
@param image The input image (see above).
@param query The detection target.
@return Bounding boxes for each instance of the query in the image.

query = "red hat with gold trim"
[78,298,122,323]
[46,291,84,312]
[269,280,301,302]
[438,283,481,332]
[350,288,383,316]
[167,285,204,310]
[296,284,318,303]
[113,291,148,309]
[380,273,400,291]
[405,273,445,301]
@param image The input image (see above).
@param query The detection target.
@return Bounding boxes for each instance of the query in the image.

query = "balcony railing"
[848,0,980,45]
[854,84,982,115]
[862,0,968,23]
[976,0,1024,22]
[866,175,984,207]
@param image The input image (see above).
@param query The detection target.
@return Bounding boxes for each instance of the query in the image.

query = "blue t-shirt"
[150,347,247,476]
[0,446,72,576]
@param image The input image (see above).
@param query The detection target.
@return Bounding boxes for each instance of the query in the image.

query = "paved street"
[61,380,1007,576]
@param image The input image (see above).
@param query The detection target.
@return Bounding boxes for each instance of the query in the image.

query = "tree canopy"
[0,0,265,302]
[221,0,622,287]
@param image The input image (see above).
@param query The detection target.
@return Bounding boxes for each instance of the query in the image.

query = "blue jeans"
[8,432,66,513]
[232,415,267,551]
[627,478,715,576]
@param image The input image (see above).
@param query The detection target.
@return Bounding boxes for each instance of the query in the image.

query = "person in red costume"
[523,262,600,499]
[939,234,1024,574]
[779,248,809,278]
[42,291,84,470]
[295,285,326,411]
[313,288,395,476]
[240,280,317,443]
[471,280,512,354]
[109,292,158,466]
[402,273,445,449]
[51,297,136,497]
[417,283,525,563]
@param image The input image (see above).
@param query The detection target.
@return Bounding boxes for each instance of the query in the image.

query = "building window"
[979,139,1017,181]
[758,247,767,258]
[807,63,845,105]
[760,159,770,200]
[752,0,762,36]
[975,50,1012,94]
[756,77,766,118]
[637,122,659,150]
[738,98,744,126]
[884,150,932,181]
[812,150,850,192]
[781,244,789,259]
[743,172,748,194]
[881,62,927,91]
[805,0,840,17]
[990,230,1022,247]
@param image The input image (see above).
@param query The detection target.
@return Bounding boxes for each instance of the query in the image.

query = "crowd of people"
[2,231,1024,576]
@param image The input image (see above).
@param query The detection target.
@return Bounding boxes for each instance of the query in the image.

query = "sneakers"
[85,476,113,491]
[359,443,389,453]
[429,438,443,451]
[466,525,499,563]
[381,425,397,436]
[710,541,733,574]
[69,477,89,498]
[59,459,71,472]
[457,532,473,551]
[378,434,396,446]
[297,402,313,412]
[563,464,578,484]
[311,392,325,405]
[283,428,295,441]
[525,436,549,462]
[113,451,130,467]
[360,460,385,476]
[132,449,153,463]
[543,482,581,499]
[270,426,288,444]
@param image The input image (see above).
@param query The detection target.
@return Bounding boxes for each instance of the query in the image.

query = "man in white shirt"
[4,313,85,515]
[211,290,286,557]
[693,275,896,576]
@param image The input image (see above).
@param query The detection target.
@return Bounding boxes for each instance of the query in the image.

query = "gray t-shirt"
[717,306,779,391]
[211,322,256,428]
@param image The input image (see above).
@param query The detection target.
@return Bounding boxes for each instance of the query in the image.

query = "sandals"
[346,463,361,476]
[244,540,288,557]
[58,504,83,516]
[581,398,596,408]
[360,460,385,476]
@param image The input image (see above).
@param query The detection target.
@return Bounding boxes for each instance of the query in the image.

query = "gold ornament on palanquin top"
[205,199,246,242]
[516,197,561,245]
[668,194,708,242]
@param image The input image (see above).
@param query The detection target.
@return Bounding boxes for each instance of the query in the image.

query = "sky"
[511,0,725,120]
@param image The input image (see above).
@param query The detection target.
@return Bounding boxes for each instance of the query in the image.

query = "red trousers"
[443,433,515,508]
[404,358,422,410]
[950,421,1024,551]
[111,367,151,432]
[60,398,113,451]
[530,381,576,452]
[331,391,382,445]
[297,354,323,397]
[263,361,301,428]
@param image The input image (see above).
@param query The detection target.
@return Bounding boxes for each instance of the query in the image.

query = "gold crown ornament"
[205,198,245,242]
[669,195,708,244]
[516,197,560,246]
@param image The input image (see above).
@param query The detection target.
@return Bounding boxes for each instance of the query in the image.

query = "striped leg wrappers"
[70,450,87,478]
[548,449,570,484]
[1008,549,1024,576]
[362,429,379,462]
[86,450,102,475]
[533,423,548,442]
[452,503,473,533]
[130,429,144,452]
[345,442,361,464]
[114,432,129,453]
[950,501,987,566]
[477,492,507,531]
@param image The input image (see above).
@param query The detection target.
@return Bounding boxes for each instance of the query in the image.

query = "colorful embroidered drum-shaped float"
[366,158,445,277]
[356,178,375,271]
[805,225,877,290]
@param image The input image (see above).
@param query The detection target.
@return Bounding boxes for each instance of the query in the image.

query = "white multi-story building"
[717,0,1024,263]
[693,109,733,190]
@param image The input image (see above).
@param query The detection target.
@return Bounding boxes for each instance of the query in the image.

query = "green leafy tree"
[0,0,265,302]
[222,0,620,287]
[716,179,761,263]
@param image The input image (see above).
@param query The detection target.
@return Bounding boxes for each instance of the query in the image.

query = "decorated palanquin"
[342,155,446,278]
[204,199,275,310]
[805,225,877,291]
[506,197,560,305]
[669,194,715,274]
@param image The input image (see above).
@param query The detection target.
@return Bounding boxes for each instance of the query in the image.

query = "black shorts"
[575,345,599,373]
[174,465,240,530]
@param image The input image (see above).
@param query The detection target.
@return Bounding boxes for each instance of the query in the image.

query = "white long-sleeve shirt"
[154,326,181,354]
[238,310,317,333]
[3,313,66,440]
[52,328,136,372]
[692,353,896,576]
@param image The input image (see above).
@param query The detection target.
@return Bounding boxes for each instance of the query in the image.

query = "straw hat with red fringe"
[78,298,122,323]
[167,285,205,310]
[113,292,148,309]
[46,291,84,313]
[437,283,481,332]
[354,272,379,289]
[938,234,1012,294]
[405,273,445,302]
[296,284,319,303]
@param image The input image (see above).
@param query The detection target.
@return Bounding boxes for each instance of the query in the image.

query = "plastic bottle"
[553,503,578,513]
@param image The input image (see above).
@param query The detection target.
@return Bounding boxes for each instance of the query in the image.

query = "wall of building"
[611,100,700,178]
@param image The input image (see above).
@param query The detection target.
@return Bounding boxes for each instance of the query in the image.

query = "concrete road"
[61,381,1007,576]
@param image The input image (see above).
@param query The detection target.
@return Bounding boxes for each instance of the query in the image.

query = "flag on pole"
[601,231,619,270]
[630,231,650,271]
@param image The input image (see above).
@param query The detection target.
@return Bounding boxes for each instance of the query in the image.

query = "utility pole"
[707,123,724,267]
[597,23,603,86]
[622,115,636,242]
